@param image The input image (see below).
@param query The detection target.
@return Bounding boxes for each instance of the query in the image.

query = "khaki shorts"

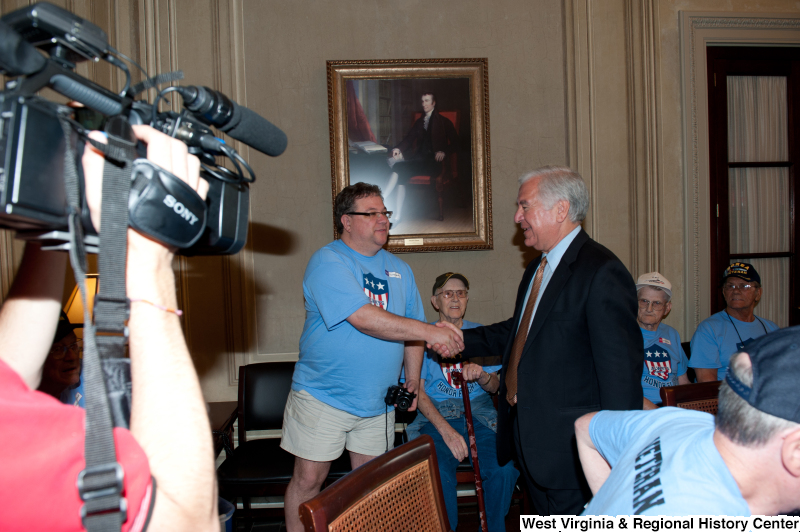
[280,389,395,461]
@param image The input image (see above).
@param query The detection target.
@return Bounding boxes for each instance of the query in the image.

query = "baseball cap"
[725,325,800,424]
[723,262,761,285]
[432,272,469,295]
[53,311,78,343]
[635,272,672,299]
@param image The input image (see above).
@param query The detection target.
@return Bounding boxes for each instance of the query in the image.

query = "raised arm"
[82,126,218,531]
[0,243,67,389]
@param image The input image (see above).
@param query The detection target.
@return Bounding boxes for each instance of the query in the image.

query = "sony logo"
[163,194,199,225]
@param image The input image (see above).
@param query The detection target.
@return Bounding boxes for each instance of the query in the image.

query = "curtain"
[726,76,789,327]
[346,80,377,143]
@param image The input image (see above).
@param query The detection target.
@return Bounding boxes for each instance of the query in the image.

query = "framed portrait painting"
[327,58,492,253]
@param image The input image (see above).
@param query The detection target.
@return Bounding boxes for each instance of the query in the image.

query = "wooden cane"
[451,370,488,532]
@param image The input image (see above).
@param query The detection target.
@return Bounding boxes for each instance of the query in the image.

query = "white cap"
[636,272,672,299]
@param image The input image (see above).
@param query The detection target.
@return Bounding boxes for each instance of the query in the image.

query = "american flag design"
[440,361,465,389]
[363,273,389,310]
[644,343,672,381]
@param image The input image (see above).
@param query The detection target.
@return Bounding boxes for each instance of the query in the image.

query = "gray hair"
[518,166,589,223]
[716,352,799,447]
[637,286,671,303]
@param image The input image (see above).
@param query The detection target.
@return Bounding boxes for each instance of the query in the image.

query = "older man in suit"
[441,166,643,515]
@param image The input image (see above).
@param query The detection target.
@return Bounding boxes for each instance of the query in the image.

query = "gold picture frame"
[327,58,492,253]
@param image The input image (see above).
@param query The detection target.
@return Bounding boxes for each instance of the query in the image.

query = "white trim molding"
[679,11,800,335]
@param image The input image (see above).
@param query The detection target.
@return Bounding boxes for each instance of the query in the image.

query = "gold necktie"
[506,256,547,405]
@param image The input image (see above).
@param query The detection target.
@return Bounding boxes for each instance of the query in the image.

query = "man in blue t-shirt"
[405,272,519,532]
[634,272,689,409]
[576,326,800,516]
[281,183,465,532]
[690,262,779,382]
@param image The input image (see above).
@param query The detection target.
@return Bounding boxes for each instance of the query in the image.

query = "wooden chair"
[408,111,460,221]
[216,362,351,521]
[659,380,722,414]
[299,435,452,532]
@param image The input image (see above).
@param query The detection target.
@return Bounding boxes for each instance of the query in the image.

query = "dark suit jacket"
[393,109,458,161]
[462,229,643,489]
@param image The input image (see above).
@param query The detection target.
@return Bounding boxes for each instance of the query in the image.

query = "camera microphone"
[175,85,288,157]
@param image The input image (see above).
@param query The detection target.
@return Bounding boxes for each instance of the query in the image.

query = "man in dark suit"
[384,92,458,224]
[448,166,643,515]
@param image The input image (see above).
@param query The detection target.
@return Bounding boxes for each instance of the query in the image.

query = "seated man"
[690,262,779,382]
[576,326,800,516]
[0,126,219,530]
[383,92,458,224]
[406,272,519,532]
[37,313,84,407]
[635,272,689,409]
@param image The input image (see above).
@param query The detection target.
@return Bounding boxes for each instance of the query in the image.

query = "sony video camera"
[0,2,287,255]
[384,384,417,412]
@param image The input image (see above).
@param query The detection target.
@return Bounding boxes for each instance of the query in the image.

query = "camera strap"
[59,112,135,532]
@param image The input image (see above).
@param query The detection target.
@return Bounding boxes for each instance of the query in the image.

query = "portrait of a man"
[345,77,473,235]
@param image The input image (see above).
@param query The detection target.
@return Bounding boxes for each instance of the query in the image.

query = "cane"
[451,370,488,532]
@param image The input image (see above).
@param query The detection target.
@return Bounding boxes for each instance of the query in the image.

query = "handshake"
[426,321,465,358]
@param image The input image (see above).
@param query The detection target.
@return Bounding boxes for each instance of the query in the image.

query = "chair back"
[659,380,722,414]
[237,361,295,443]
[299,435,451,532]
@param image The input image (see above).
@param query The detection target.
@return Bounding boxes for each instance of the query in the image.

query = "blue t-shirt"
[640,324,687,404]
[583,408,749,516]
[293,240,425,417]
[420,320,502,403]
[60,378,85,408]
[404,320,502,439]
[689,311,779,380]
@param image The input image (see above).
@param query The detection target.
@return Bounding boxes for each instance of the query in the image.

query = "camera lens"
[397,396,411,411]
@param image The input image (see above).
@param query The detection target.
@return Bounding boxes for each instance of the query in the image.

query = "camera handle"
[60,113,136,532]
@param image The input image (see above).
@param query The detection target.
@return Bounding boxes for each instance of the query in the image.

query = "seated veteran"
[690,262,779,382]
[635,272,689,409]
[405,272,519,532]
[37,313,84,407]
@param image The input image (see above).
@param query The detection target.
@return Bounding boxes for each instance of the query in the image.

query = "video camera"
[0,2,287,255]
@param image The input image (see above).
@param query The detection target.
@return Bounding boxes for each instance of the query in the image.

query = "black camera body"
[0,2,283,256]
[384,384,416,412]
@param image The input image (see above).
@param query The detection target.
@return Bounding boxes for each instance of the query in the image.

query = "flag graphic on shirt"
[363,273,389,310]
[440,362,465,389]
[644,343,672,380]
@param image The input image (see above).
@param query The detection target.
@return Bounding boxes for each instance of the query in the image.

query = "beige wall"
[1,0,798,402]
[190,0,572,400]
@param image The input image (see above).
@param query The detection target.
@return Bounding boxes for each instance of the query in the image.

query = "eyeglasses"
[346,211,393,220]
[638,299,666,310]
[436,290,468,299]
[49,340,83,359]
[723,283,757,291]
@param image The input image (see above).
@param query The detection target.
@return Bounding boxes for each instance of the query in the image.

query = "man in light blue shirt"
[690,263,778,382]
[281,183,465,532]
[634,272,689,408]
[577,326,800,516]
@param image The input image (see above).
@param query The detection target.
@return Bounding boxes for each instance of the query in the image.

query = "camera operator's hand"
[82,126,218,532]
